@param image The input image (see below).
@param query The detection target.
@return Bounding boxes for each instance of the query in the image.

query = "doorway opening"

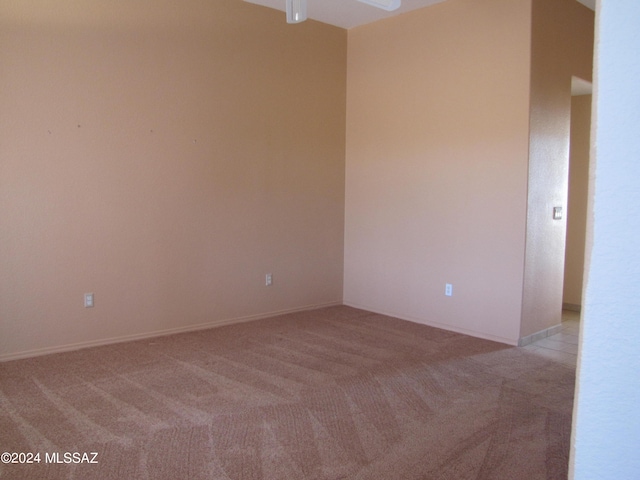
[563,76,593,314]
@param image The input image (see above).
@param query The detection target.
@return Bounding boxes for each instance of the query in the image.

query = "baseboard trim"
[518,323,564,347]
[562,303,582,312]
[0,301,343,363]
[342,301,519,346]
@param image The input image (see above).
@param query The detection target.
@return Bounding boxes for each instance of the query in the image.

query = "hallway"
[523,310,580,367]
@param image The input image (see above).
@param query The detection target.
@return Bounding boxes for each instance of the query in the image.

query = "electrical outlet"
[84,293,94,308]
[445,284,453,297]
[265,273,273,286]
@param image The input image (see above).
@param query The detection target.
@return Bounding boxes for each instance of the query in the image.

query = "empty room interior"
[2,0,639,479]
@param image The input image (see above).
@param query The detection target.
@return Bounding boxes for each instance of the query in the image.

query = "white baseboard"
[518,323,564,347]
[0,301,342,363]
[563,303,582,312]
[342,301,519,346]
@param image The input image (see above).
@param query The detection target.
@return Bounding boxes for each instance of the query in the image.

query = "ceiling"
[244,0,446,29]
[244,0,595,29]
[576,0,596,11]
[572,76,593,96]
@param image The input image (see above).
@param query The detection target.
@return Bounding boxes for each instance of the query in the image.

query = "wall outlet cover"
[84,293,94,308]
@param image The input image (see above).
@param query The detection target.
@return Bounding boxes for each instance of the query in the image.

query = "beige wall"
[344,0,533,344]
[563,94,592,308]
[0,1,347,359]
[521,0,594,337]
[1,0,597,359]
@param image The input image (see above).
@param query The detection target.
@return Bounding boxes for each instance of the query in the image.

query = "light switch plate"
[553,206,563,220]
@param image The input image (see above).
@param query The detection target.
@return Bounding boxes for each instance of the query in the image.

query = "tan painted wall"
[344,0,532,344]
[0,1,347,359]
[521,0,594,337]
[563,94,592,308]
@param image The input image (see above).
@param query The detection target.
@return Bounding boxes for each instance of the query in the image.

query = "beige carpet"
[0,306,575,479]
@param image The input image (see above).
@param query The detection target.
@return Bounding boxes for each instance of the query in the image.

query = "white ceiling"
[244,0,446,29]
[572,76,593,96]
[576,0,596,11]
[245,0,595,30]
